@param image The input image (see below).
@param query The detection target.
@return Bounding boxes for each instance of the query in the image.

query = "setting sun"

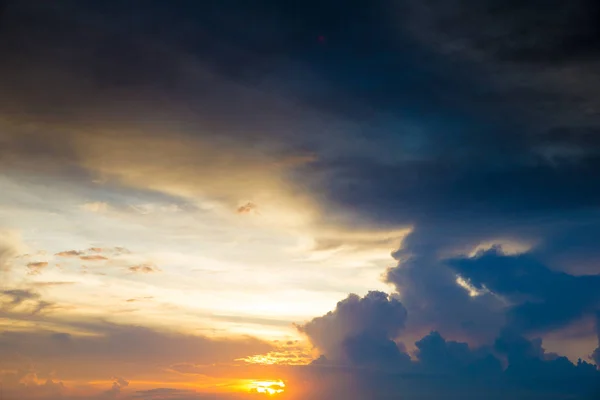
[248,380,286,395]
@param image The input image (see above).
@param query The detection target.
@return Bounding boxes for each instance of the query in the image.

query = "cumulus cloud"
[386,231,506,343]
[298,291,409,366]
[0,368,66,400]
[414,331,502,375]
[101,377,129,399]
[298,292,600,399]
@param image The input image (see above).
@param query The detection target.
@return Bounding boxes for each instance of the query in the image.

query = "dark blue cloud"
[299,293,600,399]
[448,248,600,334]
[593,313,600,365]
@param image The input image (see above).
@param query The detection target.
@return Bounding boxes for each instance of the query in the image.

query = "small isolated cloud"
[128,264,159,274]
[80,255,108,261]
[236,202,258,214]
[125,296,153,303]
[26,261,48,275]
[55,250,82,257]
[101,377,129,399]
[32,281,76,287]
[82,201,109,213]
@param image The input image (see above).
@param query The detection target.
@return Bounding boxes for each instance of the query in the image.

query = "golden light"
[248,380,286,395]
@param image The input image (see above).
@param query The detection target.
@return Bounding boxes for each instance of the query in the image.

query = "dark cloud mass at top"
[1,0,600,399]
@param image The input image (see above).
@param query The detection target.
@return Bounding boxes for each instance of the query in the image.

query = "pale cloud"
[128,264,159,274]
[0,319,273,382]
[82,202,110,213]
[56,250,83,257]
[27,261,49,275]
[0,289,55,316]
[80,255,108,261]
[0,230,24,278]
[32,281,77,287]
[236,202,258,215]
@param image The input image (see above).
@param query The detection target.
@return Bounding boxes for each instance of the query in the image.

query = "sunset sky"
[1,1,600,399]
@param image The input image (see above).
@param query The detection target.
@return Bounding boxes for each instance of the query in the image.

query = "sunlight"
[248,380,286,395]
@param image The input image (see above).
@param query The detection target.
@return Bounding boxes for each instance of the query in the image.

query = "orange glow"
[247,380,286,395]
[237,348,313,365]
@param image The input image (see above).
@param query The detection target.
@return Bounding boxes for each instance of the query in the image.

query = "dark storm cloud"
[404,0,600,63]
[385,230,507,342]
[448,248,600,334]
[298,293,600,400]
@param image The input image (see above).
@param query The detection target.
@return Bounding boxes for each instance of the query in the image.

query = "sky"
[1,1,600,399]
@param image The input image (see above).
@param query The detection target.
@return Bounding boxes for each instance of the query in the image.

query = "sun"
[248,380,286,395]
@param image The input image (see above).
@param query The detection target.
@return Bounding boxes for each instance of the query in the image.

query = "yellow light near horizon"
[248,380,285,395]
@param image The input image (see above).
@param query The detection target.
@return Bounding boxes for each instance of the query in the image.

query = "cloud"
[26,261,49,275]
[298,291,410,367]
[128,264,159,274]
[297,292,600,399]
[403,0,600,128]
[448,248,600,334]
[0,230,21,278]
[0,321,273,382]
[1,288,39,306]
[132,388,197,399]
[32,281,76,287]
[1,2,600,398]
[101,377,129,399]
[82,202,110,213]
[386,231,507,343]
[593,313,600,365]
[56,250,83,257]
[414,331,502,375]
[0,368,66,400]
[0,289,56,316]
[236,202,258,214]
[80,255,108,261]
